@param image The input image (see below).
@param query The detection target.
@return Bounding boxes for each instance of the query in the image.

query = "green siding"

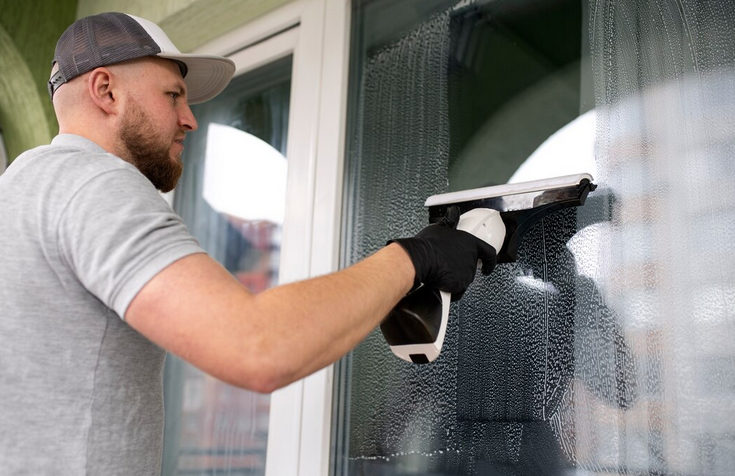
[0,25,49,163]
[0,0,77,162]
[78,0,293,53]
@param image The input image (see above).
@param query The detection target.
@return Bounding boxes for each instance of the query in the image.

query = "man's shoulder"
[4,136,159,220]
[12,136,147,191]
[19,136,133,174]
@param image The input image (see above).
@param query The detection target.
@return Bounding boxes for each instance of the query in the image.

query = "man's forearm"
[250,243,415,389]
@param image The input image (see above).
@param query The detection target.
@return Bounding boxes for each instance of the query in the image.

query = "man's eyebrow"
[170,81,187,97]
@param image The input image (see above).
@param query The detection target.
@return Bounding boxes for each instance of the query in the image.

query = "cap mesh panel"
[55,13,161,82]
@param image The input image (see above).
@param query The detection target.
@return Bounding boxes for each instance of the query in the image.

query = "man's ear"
[87,67,118,115]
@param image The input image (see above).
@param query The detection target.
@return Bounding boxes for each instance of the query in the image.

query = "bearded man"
[0,12,496,475]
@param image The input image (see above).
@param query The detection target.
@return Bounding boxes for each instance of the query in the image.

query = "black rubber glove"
[388,206,498,299]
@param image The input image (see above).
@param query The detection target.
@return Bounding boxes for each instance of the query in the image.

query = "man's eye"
[170,92,179,100]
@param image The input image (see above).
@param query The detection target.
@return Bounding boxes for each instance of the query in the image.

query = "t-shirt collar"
[51,134,108,154]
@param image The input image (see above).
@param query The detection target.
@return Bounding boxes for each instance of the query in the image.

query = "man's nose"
[179,104,198,132]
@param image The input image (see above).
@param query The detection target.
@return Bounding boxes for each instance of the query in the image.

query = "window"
[334,0,735,475]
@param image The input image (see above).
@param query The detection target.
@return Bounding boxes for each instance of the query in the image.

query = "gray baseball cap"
[49,12,236,104]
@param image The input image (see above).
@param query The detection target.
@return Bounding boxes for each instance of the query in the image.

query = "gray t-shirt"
[0,134,204,475]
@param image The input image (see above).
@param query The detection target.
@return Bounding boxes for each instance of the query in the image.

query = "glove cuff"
[387,238,424,294]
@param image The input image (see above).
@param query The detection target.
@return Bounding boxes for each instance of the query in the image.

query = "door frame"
[192,0,351,474]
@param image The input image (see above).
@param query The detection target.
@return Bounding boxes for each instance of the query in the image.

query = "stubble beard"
[119,100,183,193]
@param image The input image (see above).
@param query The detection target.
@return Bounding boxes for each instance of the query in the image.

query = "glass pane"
[162,56,292,476]
[335,0,735,475]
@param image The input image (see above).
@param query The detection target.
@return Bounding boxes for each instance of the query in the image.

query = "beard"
[119,100,183,193]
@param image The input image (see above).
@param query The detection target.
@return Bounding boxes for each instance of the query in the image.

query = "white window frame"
[192,1,351,474]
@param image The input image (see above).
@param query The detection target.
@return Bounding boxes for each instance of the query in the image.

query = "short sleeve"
[57,168,205,319]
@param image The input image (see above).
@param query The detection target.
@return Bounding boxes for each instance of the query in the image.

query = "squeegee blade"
[425,173,595,213]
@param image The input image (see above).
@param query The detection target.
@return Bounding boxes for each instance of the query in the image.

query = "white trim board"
[299,0,351,473]
[229,26,299,77]
[192,0,305,58]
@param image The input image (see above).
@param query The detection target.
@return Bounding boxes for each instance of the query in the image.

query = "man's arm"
[125,243,415,393]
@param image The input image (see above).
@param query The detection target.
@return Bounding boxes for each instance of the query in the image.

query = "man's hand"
[388,206,498,298]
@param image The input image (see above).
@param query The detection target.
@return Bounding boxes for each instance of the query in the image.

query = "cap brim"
[158,53,236,104]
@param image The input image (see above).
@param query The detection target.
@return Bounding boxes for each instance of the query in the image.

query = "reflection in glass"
[509,110,596,184]
[203,123,287,224]
[336,0,735,475]
[161,57,292,476]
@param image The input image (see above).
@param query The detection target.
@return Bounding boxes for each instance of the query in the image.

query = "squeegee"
[381,173,596,364]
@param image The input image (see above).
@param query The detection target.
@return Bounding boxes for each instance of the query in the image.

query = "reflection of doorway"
[508,109,596,183]
[448,0,583,191]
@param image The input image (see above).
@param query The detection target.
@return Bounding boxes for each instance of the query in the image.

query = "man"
[0,12,496,475]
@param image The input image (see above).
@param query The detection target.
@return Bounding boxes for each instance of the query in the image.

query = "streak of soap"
[541,219,550,421]
[346,6,457,467]
[569,1,735,474]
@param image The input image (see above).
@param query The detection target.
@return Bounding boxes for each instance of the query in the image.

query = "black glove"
[388,206,498,299]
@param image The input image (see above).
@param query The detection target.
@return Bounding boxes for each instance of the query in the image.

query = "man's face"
[117,58,197,193]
